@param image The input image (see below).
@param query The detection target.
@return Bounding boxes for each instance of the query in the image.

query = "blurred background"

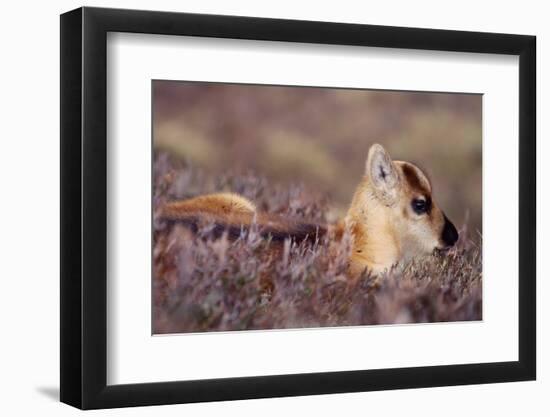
[153,81,482,232]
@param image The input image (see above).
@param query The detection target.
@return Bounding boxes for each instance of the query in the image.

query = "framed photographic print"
[60,6,536,409]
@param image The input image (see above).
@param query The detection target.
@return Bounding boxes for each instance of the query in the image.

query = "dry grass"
[153,153,482,334]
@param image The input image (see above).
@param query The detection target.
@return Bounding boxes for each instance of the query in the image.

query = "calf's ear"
[366,144,400,204]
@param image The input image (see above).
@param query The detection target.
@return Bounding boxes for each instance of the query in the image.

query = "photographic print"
[61,9,536,407]
[152,81,482,334]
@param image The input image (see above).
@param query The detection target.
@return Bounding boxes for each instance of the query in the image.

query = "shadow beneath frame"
[36,386,59,401]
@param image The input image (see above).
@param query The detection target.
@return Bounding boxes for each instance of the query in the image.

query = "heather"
[153,154,482,334]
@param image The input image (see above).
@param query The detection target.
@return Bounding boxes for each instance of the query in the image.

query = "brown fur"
[161,192,325,243]
[159,145,457,276]
[401,163,430,196]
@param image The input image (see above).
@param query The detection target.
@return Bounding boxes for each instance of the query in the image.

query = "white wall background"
[0,0,545,415]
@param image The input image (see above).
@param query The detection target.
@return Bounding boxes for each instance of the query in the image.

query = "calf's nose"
[442,215,459,247]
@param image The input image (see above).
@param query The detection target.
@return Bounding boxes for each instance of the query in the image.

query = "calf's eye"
[412,198,429,214]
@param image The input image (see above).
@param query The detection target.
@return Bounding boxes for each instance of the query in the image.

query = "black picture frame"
[60,6,536,410]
